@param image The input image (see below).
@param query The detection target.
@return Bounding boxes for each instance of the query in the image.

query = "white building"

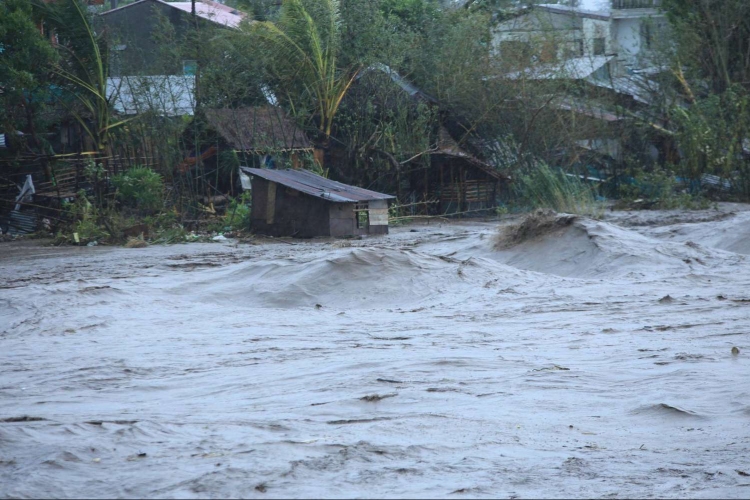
[492,0,668,78]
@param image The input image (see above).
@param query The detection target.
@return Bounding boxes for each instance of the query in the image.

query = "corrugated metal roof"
[586,73,658,104]
[435,128,510,181]
[505,55,613,80]
[107,75,195,116]
[169,1,247,28]
[242,168,395,203]
[357,64,439,105]
[101,0,247,28]
[0,210,37,236]
[537,3,611,20]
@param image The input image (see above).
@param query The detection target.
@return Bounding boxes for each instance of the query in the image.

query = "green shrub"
[111,167,163,213]
[144,211,187,244]
[619,168,711,209]
[514,163,602,217]
[223,192,251,230]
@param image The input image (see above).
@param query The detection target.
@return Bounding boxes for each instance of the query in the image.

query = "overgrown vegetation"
[3,0,750,244]
[111,167,163,213]
[513,163,603,217]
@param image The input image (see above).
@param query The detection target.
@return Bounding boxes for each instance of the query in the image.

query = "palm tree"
[32,0,130,152]
[246,0,358,165]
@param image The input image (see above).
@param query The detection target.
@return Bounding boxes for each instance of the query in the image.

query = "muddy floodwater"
[2,206,750,498]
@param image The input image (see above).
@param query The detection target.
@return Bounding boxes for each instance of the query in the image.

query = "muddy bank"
[1,208,749,498]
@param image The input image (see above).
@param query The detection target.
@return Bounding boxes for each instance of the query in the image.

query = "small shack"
[404,127,510,214]
[242,168,395,238]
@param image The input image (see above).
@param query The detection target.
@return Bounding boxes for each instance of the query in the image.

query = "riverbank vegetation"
[1,0,748,243]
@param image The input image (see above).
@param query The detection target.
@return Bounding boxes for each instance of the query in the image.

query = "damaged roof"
[242,168,395,203]
[435,128,510,181]
[505,55,614,80]
[205,107,312,153]
[101,0,248,28]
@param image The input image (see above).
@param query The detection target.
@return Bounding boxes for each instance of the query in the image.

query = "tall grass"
[514,163,603,217]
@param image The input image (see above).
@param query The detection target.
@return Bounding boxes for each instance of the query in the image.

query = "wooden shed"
[405,127,511,214]
[242,168,395,238]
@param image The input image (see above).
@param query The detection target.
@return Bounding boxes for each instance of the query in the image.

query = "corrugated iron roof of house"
[204,107,312,153]
[537,3,612,20]
[357,64,439,105]
[241,168,396,203]
[505,55,614,81]
[169,1,248,28]
[107,75,195,116]
[435,127,511,182]
[101,0,248,28]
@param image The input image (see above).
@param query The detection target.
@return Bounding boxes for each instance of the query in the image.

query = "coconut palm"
[32,0,130,152]
[247,0,358,156]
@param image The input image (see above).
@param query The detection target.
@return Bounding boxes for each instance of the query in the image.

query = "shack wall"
[329,203,356,237]
[329,200,390,237]
[251,178,332,238]
[367,199,389,235]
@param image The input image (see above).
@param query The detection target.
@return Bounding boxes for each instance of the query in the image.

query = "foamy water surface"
[2,210,750,498]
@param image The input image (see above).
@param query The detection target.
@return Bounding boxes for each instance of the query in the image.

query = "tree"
[32,0,130,152]
[659,0,750,198]
[662,0,750,95]
[0,0,57,152]
[244,0,358,155]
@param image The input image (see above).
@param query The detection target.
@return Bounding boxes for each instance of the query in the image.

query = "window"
[499,40,533,66]
[355,203,369,229]
[640,21,652,49]
[564,39,584,58]
[593,37,606,56]
[540,40,558,63]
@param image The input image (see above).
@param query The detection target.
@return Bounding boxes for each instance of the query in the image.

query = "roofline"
[241,167,396,203]
[536,5,611,21]
[100,0,247,27]
[100,0,164,16]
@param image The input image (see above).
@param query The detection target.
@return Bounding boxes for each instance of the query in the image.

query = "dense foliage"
[3,0,750,240]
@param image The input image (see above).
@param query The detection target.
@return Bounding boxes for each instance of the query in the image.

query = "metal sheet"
[242,168,395,203]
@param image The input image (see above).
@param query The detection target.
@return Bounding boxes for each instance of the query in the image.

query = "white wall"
[613,17,641,62]
[582,18,610,56]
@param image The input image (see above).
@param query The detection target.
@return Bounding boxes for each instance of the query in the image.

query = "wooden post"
[313,148,325,169]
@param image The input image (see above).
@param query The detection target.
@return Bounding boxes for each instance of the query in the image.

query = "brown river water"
[1,207,750,498]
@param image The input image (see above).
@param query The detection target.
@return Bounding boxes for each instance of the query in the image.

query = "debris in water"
[533,365,570,372]
[732,347,740,355]
[125,237,148,249]
[360,393,397,402]
[737,470,750,477]
[1,416,46,423]
[326,417,392,425]
[659,295,674,304]
[495,209,576,249]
